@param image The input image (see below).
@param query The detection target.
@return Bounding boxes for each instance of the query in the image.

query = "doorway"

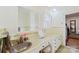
[66,12,79,49]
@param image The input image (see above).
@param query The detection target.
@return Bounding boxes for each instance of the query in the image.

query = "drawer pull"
[42,46,44,47]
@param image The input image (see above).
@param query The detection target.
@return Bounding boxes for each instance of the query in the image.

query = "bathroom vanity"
[0,27,64,53]
[10,27,63,53]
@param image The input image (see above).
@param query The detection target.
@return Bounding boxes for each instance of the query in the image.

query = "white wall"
[0,6,18,36]
[30,11,37,31]
[49,9,65,27]
[18,7,39,32]
[49,8,66,45]
[18,7,31,32]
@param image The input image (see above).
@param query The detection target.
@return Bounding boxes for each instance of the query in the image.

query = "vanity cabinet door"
[54,37,62,51]
[31,46,41,53]
[40,40,49,49]
[49,37,56,52]
[31,49,39,53]
[49,37,62,52]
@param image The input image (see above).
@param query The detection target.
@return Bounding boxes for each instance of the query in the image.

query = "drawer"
[51,44,57,53]
[49,38,55,43]
[41,41,49,50]
[49,41,61,52]
[48,37,62,52]
[32,49,40,53]
[54,43,61,51]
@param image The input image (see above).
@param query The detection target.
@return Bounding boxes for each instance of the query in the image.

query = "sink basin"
[11,42,32,53]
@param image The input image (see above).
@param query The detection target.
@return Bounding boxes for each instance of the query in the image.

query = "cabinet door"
[49,37,62,52]
[31,49,39,53]
[49,37,56,52]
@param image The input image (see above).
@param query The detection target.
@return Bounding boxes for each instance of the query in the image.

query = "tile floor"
[56,45,79,53]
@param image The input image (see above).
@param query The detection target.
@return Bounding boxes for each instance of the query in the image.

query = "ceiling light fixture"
[53,8,57,12]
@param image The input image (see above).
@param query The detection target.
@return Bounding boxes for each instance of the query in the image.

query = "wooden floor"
[67,36,79,49]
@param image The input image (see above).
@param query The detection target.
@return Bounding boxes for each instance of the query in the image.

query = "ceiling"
[22,6,79,15]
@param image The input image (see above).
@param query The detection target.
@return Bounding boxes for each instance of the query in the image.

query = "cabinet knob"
[42,46,44,47]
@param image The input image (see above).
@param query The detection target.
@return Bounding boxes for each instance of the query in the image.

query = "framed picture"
[70,20,76,33]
